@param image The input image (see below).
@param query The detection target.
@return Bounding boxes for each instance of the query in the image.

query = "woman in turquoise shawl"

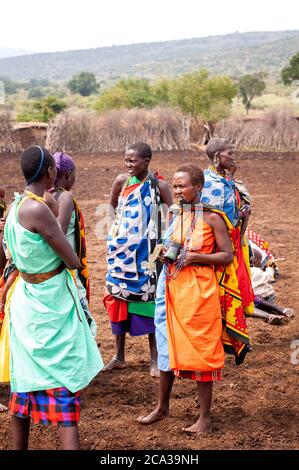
[4,146,103,450]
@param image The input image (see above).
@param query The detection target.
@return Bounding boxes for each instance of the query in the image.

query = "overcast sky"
[1,0,298,53]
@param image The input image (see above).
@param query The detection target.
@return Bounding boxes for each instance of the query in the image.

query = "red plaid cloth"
[9,387,80,427]
[174,370,222,382]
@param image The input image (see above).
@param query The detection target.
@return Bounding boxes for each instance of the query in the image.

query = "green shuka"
[4,195,103,393]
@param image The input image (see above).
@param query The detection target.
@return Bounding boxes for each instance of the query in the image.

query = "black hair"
[175,164,204,186]
[126,142,152,160]
[21,146,54,184]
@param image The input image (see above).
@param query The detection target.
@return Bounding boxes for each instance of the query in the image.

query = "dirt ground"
[0,150,298,450]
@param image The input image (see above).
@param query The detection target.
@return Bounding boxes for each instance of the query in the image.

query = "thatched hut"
[12,122,48,150]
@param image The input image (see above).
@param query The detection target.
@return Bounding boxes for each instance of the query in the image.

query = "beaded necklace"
[24,190,45,204]
[165,205,201,280]
[209,165,226,178]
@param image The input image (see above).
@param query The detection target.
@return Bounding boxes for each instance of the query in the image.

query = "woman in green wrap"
[4,146,103,450]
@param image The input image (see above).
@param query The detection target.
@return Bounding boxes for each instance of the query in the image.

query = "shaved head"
[206,138,233,160]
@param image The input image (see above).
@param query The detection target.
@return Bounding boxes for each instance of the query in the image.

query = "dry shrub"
[0,113,18,153]
[46,107,190,153]
[214,109,299,152]
[189,119,210,144]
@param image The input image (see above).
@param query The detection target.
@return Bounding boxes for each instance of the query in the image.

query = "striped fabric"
[174,369,222,382]
[9,387,80,427]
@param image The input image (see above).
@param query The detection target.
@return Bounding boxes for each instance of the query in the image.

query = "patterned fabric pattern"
[174,369,222,382]
[106,174,161,302]
[211,209,253,364]
[9,387,80,427]
[246,229,273,267]
[201,168,239,227]
[53,152,74,178]
[73,198,90,302]
[0,275,4,321]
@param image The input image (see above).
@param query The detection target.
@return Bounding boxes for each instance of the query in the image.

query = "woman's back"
[5,195,61,274]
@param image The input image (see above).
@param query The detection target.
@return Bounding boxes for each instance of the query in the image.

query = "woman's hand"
[240,203,251,217]
[180,250,198,267]
[157,246,168,263]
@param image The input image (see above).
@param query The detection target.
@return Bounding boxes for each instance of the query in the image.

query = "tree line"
[1,52,298,123]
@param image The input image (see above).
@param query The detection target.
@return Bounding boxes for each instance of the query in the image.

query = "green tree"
[281,52,299,85]
[151,78,171,106]
[0,76,19,95]
[32,96,66,122]
[95,78,154,111]
[28,87,47,99]
[169,69,237,125]
[95,86,129,111]
[68,72,99,97]
[117,78,154,108]
[25,78,50,89]
[238,74,266,113]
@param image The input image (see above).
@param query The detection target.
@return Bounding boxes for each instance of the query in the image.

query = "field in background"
[231,80,299,117]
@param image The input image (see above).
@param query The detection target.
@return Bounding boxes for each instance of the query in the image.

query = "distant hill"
[0,30,299,82]
[0,47,34,59]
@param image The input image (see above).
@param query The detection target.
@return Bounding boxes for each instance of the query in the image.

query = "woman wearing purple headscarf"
[51,152,96,336]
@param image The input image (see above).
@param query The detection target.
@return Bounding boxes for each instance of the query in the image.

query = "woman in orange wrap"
[138,165,233,434]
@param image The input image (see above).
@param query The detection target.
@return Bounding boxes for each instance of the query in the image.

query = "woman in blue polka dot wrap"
[201,137,255,323]
[201,138,239,226]
[103,142,172,377]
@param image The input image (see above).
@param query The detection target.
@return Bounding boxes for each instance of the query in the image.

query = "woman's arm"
[56,191,74,235]
[158,180,173,215]
[0,233,6,274]
[23,202,80,269]
[184,212,233,266]
[0,205,12,273]
[239,208,250,245]
[109,174,127,210]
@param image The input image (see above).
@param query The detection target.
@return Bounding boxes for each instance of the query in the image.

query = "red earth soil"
[0,150,298,450]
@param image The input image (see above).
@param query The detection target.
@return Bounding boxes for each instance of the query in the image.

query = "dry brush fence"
[46,107,191,153]
[214,110,299,152]
[0,114,19,153]
[3,108,299,154]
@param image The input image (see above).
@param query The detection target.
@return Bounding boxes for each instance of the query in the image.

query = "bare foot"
[182,417,212,434]
[102,357,127,372]
[0,403,8,413]
[137,407,169,425]
[150,360,160,378]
